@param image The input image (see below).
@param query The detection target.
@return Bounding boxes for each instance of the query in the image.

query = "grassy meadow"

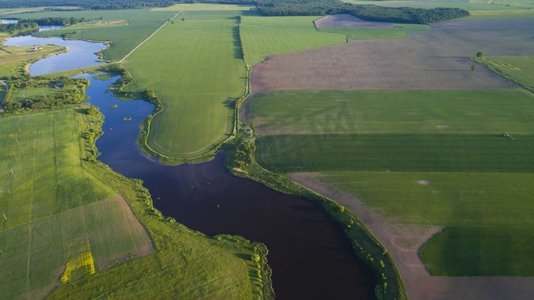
[123,9,248,161]
[0,45,63,77]
[477,56,534,91]
[0,110,153,299]
[10,9,175,61]
[247,89,534,136]
[247,89,534,275]
[240,16,346,66]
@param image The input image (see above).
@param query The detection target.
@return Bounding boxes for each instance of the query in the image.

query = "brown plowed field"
[251,18,534,92]
[289,173,534,300]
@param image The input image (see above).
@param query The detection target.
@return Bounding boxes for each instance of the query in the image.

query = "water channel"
[4,33,376,299]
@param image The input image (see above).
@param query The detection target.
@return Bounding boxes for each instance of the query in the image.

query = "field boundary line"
[118,10,182,63]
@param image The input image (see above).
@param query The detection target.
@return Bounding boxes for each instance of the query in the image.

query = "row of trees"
[255,1,469,23]
[0,17,87,35]
[27,17,87,26]
[0,0,175,9]
[0,0,469,23]
[0,22,38,35]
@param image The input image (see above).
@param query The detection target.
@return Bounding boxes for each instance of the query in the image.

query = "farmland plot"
[123,10,248,161]
[251,18,534,92]
[0,110,152,299]
[477,56,534,91]
[246,88,534,298]
[240,16,346,66]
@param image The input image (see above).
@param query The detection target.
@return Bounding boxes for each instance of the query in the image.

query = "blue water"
[4,35,106,75]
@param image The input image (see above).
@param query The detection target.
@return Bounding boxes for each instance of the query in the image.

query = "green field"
[256,134,534,172]
[247,89,534,135]
[123,9,248,161]
[240,16,346,66]
[10,9,174,61]
[319,23,430,40]
[13,86,59,99]
[0,110,153,299]
[247,89,534,275]
[318,171,534,275]
[0,109,269,299]
[477,56,534,92]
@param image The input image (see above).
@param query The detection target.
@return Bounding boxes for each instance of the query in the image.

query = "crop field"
[240,16,346,66]
[257,134,534,172]
[251,17,534,92]
[123,9,248,160]
[10,9,174,61]
[315,14,431,40]
[477,56,534,91]
[0,110,153,299]
[318,171,534,276]
[247,87,534,279]
[0,45,63,77]
[246,89,534,136]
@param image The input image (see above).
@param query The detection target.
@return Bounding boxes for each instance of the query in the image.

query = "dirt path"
[118,11,182,63]
[289,172,534,300]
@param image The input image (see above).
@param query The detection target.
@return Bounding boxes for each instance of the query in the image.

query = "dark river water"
[8,32,377,299]
[88,75,376,299]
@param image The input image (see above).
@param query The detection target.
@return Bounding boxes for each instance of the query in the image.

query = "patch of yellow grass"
[60,251,96,284]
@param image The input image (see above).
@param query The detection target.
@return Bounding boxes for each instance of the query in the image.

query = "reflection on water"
[85,74,376,300]
[4,35,105,75]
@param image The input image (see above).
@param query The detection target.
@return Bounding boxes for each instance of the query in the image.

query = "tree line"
[254,0,469,23]
[0,0,175,10]
[0,0,469,24]
[0,17,86,35]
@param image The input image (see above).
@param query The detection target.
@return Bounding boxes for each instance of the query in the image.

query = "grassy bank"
[477,56,534,92]
[0,44,64,78]
[224,125,407,300]
[121,9,248,163]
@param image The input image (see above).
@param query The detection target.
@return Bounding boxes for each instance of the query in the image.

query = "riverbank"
[223,123,406,299]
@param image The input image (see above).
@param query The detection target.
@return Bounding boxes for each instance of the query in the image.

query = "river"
[5,34,376,299]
